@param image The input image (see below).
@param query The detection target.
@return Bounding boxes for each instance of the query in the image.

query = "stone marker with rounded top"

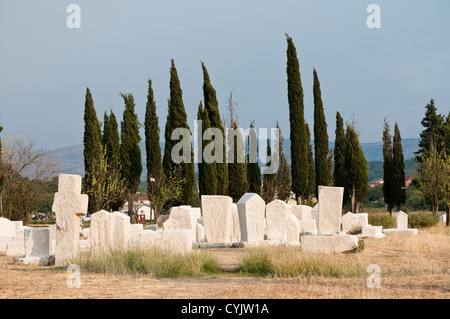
[237,193,265,243]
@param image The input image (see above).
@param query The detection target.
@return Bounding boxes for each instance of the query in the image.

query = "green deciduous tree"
[286,34,308,204]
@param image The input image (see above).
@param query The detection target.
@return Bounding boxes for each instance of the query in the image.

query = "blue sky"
[1,1,449,150]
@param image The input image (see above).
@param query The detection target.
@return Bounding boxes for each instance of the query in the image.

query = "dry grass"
[0,223,448,299]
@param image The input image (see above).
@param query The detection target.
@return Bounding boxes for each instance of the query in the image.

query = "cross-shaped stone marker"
[52,174,88,267]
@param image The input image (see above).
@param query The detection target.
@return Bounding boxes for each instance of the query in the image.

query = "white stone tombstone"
[311,204,319,226]
[237,193,265,243]
[18,228,53,265]
[111,212,131,250]
[90,210,114,252]
[167,206,201,242]
[396,211,408,229]
[201,195,233,243]
[341,212,359,233]
[52,174,88,266]
[356,213,369,228]
[317,186,344,235]
[291,205,312,221]
[298,220,317,235]
[359,225,385,238]
[286,214,300,245]
[196,223,206,242]
[266,200,292,242]
[440,214,447,223]
[0,218,16,237]
[130,224,143,246]
[229,203,241,243]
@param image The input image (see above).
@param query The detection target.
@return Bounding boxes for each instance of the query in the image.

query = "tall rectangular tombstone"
[237,193,265,243]
[201,195,233,243]
[317,186,344,235]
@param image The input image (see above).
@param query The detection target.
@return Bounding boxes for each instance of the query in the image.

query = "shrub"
[348,225,363,235]
[408,212,439,229]
[369,214,395,228]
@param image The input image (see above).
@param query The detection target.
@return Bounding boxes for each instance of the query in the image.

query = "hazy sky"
[1,1,449,150]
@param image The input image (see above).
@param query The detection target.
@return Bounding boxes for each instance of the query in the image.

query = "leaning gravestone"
[317,186,344,235]
[201,195,233,243]
[237,193,265,243]
[52,174,88,266]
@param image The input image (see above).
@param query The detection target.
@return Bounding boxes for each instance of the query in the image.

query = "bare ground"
[0,225,449,299]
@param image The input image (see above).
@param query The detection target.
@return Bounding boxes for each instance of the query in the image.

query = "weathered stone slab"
[317,186,344,235]
[90,210,114,252]
[356,213,369,228]
[201,195,233,243]
[237,193,265,243]
[311,204,319,226]
[0,218,16,237]
[196,223,206,242]
[291,205,312,221]
[164,206,201,243]
[52,174,88,266]
[301,234,358,253]
[298,220,317,235]
[0,236,14,254]
[17,228,53,265]
[265,200,292,242]
[6,241,25,257]
[396,211,408,229]
[130,224,143,246]
[286,214,300,245]
[439,214,447,223]
[111,212,131,250]
[341,212,359,233]
[138,229,192,253]
[229,204,241,243]
[358,225,385,239]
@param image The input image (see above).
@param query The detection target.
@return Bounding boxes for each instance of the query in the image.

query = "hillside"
[47,138,420,180]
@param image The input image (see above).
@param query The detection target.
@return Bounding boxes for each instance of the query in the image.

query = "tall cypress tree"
[102,110,123,211]
[333,111,347,205]
[201,62,228,195]
[247,123,261,195]
[227,124,248,202]
[344,124,368,213]
[197,102,218,197]
[313,68,332,194]
[415,99,445,164]
[286,34,308,204]
[275,122,291,202]
[444,112,450,156]
[261,138,276,203]
[120,93,142,218]
[83,87,103,214]
[305,123,316,199]
[162,60,195,205]
[382,118,394,214]
[144,79,163,220]
[392,122,406,210]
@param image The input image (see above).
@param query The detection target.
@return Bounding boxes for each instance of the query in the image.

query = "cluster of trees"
[0,130,58,224]
[413,99,450,223]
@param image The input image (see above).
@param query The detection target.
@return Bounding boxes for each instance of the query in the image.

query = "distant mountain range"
[48,138,420,180]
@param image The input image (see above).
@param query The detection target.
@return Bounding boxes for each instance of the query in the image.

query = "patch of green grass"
[348,225,363,235]
[238,248,366,278]
[73,247,220,278]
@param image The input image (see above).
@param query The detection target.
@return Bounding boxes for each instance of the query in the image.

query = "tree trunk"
[296,194,302,205]
[351,185,356,213]
[127,193,135,222]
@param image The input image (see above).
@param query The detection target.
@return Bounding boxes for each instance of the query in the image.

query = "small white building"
[137,205,154,222]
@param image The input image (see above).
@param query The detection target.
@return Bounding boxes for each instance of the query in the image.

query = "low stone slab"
[196,223,206,242]
[341,212,359,233]
[138,229,192,253]
[0,236,13,254]
[356,213,369,228]
[300,234,358,253]
[358,225,385,239]
[6,241,25,257]
[0,218,16,237]
[298,220,317,235]
[130,224,143,246]
[291,205,312,221]
[383,228,418,237]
